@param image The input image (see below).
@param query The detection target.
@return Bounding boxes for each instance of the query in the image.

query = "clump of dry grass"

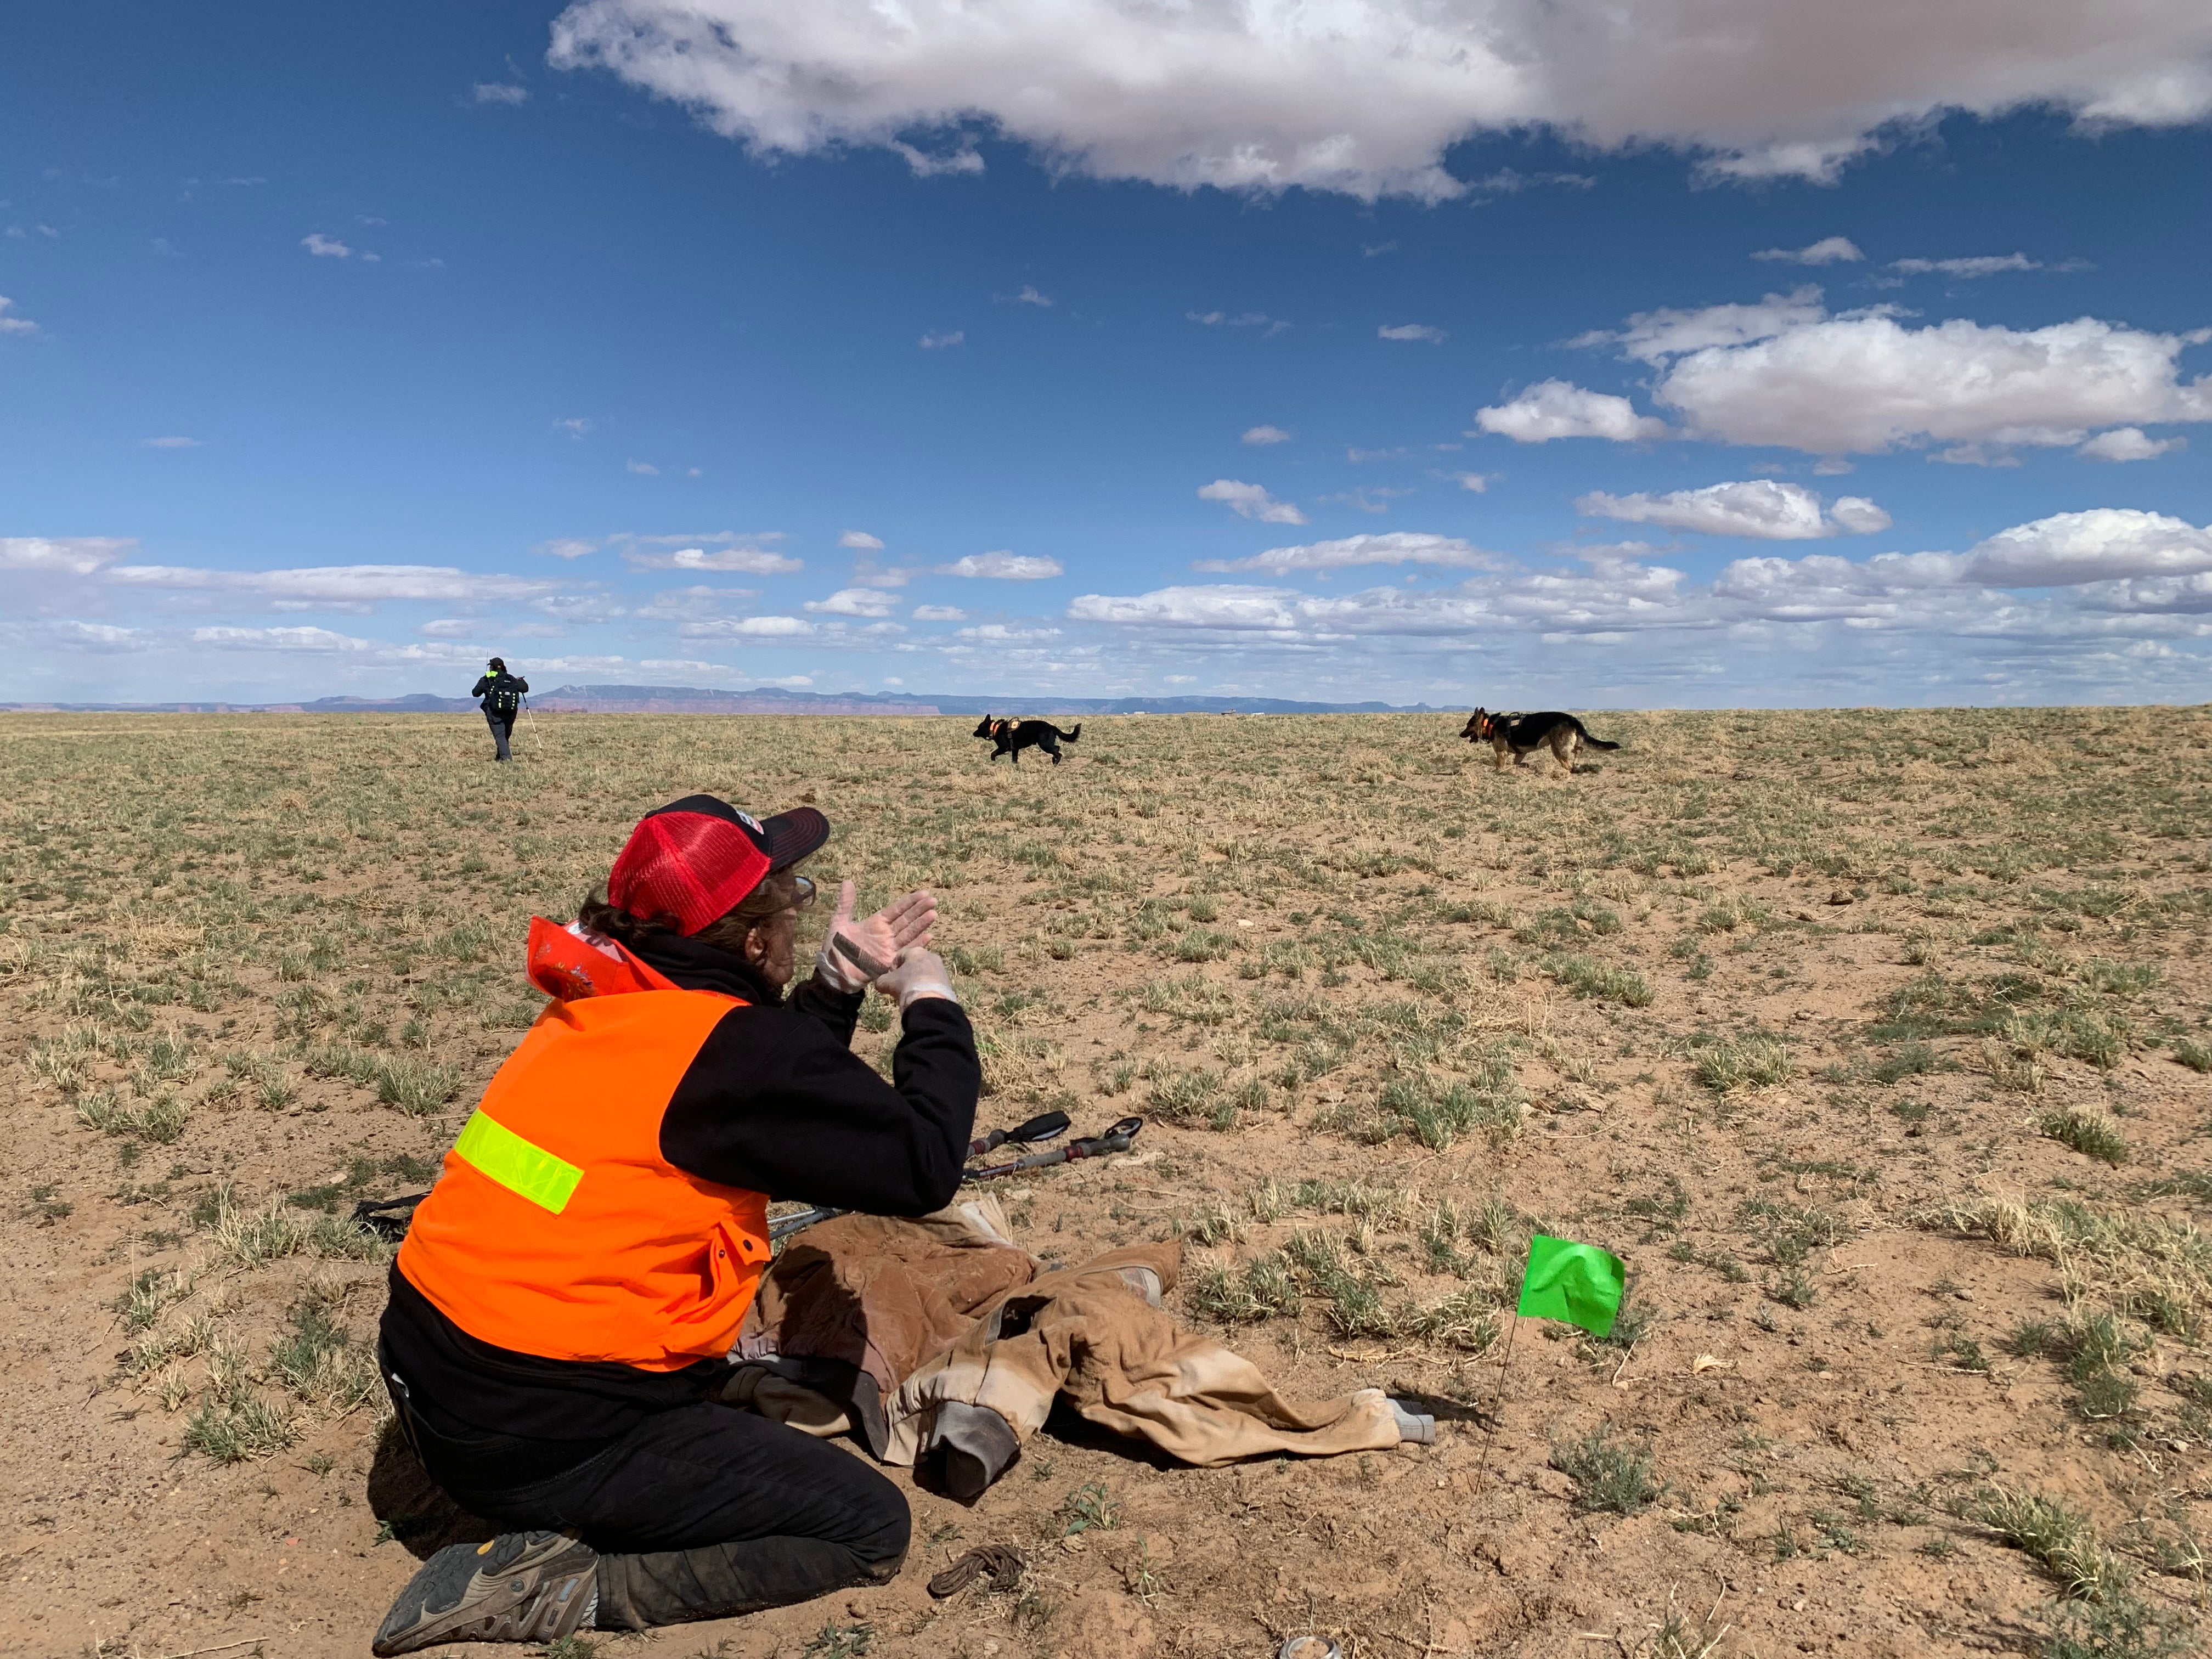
[2038,1105,2130,1166]
[1938,1194,2211,1341]
[1952,1484,2130,1602]
[1692,1033,1793,1092]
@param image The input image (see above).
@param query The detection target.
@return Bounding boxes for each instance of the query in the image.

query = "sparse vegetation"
[7,704,2212,1652]
[1552,1427,1666,1515]
[1058,1480,1121,1536]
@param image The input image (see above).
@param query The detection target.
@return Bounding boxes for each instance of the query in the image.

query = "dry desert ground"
[3,707,2210,1659]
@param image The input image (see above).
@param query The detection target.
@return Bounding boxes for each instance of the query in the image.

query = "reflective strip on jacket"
[396,918,773,1371]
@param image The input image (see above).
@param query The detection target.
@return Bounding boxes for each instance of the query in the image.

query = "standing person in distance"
[472,658,529,762]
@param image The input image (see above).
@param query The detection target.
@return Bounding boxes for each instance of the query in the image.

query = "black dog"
[1460,708,1620,775]
[973,715,1082,765]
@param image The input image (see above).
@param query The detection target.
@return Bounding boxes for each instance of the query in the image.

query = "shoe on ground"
[372,1530,597,1655]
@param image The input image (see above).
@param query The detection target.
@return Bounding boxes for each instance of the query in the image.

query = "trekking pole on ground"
[766,1115,1141,1244]
[961,1116,1141,1183]
[521,692,543,756]
[968,1109,1069,1160]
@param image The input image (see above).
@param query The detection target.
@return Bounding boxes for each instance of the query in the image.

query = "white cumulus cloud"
[839,530,886,550]
[956,623,1062,641]
[1379,323,1447,343]
[2078,427,2186,462]
[1595,286,1831,365]
[1197,479,1307,524]
[1752,237,1864,266]
[680,614,815,638]
[919,330,964,350]
[1652,311,2212,456]
[192,625,377,653]
[1572,290,2212,458]
[1,537,134,575]
[1473,381,1671,444]
[911,603,966,621]
[1890,253,2040,277]
[1188,311,1285,332]
[1196,532,1499,574]
[618,542,803,573]
[1957,509,2212,586]
[547,0,2212,198]
[41,621,151,652]
[1068,585,1301,630]
[891,142,983,176]
[1242,425,1293,445]
[109,563,562,606]
[301,233,351,258]
[935,551,1064,579]
[805,586,901,617]
[1574,480,1891,539]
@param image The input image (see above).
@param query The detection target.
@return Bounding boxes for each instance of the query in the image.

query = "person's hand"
[873,946,958,1009]
[814,882,938,993]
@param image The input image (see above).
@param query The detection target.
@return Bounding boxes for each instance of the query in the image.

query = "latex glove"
[814,882,938,993]
[874,946,958,1010]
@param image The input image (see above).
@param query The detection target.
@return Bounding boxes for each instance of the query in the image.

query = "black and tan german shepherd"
[1461,708,1620,775]
[973,715,1082,765]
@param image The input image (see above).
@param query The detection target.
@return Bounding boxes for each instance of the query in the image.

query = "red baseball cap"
[607,794,830,936]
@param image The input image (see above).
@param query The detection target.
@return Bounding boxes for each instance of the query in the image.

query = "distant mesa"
[1,682,1435,716]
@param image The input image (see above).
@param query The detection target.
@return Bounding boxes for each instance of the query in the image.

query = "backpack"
[485,676,521,718]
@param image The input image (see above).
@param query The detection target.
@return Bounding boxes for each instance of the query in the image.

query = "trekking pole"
[968,1109,1069,1159]
[961,1115,1141,1183]
[521,692,544,757]
[767,1116,1141,1244]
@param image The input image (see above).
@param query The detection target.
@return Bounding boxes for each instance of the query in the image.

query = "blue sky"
[3,1,2209,707]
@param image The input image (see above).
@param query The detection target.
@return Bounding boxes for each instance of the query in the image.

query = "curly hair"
[575,865,808,959]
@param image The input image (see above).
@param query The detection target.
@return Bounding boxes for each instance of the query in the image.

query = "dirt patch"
[2,706,2209,1657]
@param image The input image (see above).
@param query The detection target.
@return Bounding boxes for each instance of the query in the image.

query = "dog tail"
[1583,733,1621,751]
[1058,723,1082,742]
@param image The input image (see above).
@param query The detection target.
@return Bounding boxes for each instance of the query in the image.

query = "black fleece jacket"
[379,936,980,1442]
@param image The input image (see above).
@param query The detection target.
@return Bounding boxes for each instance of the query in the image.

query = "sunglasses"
[788,874,817,911]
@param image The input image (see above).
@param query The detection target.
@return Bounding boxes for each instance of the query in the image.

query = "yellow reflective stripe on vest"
[452,1110,583,1215]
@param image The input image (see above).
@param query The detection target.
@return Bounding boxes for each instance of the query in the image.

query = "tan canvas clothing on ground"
[879,1240,1409,1476]
[729,1197,1035,1454]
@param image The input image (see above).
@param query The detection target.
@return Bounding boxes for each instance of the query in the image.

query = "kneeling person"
[372,793,975,1652]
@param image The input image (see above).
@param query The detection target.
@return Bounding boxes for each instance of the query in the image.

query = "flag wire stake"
[1473,1309,1522,1490]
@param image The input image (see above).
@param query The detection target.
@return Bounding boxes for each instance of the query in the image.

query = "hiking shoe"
[371,1530,597,1655]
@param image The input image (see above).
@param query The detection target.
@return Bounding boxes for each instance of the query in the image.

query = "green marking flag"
[1515,1234,1627,1338]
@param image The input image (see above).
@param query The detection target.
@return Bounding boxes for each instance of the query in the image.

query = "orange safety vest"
[396,918,774,1370]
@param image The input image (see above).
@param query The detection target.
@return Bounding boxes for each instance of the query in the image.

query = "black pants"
[483,709,515,760]
[395,1389,910,1630]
